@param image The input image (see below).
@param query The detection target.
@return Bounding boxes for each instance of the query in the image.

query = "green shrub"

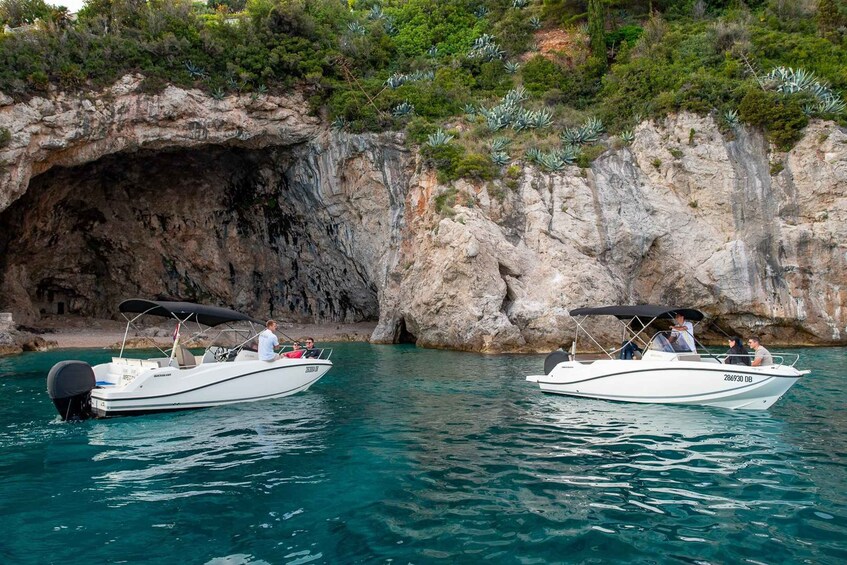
[575,144,606,168]
[454,152,499,182]
[738,88,808,151]
[521,55,566,95]
[0,127,11,148]
[422,142,466,183]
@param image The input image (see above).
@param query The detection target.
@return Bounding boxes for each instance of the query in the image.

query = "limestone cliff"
[1,76,845,351]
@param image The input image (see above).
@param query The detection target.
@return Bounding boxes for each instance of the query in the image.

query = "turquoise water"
[1,345,845,564]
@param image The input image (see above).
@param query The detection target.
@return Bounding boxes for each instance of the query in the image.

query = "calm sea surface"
[0,344,845,564]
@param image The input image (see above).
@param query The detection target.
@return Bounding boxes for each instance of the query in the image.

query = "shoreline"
[25,317,377,350]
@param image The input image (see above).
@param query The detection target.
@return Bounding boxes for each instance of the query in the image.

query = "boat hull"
[90,359,331,417]
[527,360,804,410]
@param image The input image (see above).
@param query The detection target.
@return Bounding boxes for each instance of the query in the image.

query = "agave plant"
[503,86,528,105]
[503,61,520,74]
[392,101,415,117]
[529,15,542,29]
[383,17,397,35]
[620,129,635,144]
[722,108,739,127]
[468,34,505,61]
[426,129,454,147]
[409,70,435,82]
[528,109,553,129]
[385,73,407,89]
[557,145,578,164]
[581,116,604,141]
[226,76,240,91]
[184,60,206,79]
[815,95,847,115]
[427,45,439,58]
[331,116,347,131]
[211,87,225,100]
[525,147,544,165]
[511,110,531,132]
[763,66,817,94]
[540,152,567,172]
[474,5,490,18]
[488,137,511,152]
[561,127,585,146]
[347,21,367,35]
[490,151,511,166]
[367,5,384,20]
[256,84,268,95]
[463,103,477,118]
[512,0,528,8]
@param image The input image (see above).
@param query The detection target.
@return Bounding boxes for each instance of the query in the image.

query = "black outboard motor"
[47,361,96,421]
[544,350,570,375]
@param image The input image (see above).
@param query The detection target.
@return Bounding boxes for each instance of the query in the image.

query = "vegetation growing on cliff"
[1,0,846,180]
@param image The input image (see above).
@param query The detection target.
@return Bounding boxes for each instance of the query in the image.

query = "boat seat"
[174,346,197,368]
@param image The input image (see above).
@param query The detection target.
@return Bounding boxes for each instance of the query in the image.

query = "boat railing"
[279,344,333,360]
[714,352,800,367]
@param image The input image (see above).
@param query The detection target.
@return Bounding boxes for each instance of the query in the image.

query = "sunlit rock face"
[0,75,845,350]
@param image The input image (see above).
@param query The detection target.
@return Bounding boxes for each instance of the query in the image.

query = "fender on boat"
[47,361,96,421]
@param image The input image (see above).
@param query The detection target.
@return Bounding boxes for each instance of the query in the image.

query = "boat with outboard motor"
[526,305,808,410]
[46,299,332,420]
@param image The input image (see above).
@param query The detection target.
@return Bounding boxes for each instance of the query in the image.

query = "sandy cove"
[30,316,377,350]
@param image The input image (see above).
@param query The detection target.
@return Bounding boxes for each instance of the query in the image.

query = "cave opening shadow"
[397,317,417,345]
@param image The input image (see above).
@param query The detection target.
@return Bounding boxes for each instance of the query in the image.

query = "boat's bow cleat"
[47,361,96,421]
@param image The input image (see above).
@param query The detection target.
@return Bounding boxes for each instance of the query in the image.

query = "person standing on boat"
[748,336,773,366]
[670,313,695,352]
[259,320,280,361]
[724,336,751,366]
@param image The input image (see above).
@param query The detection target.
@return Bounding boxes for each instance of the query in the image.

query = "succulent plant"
[529,16,542,29]
[426,128,454,147]
[528,108,553,129]
[392,101,415,117]
[503,86,528,105]
[582,116,604,141]
[347,21,367,35]
[226,76,240,91]
[463,103,477,117]
[503,61,520,74]
[367,5,384,20]
[331,116,347,131]
[211,87,225,100]
[427,45,439,58]
[468,34,505,61]
[525,147,544,165]
[512,0,529,8]
[256,84,268,95]
[488,137,511,152]
[762,66,846,117]
[620,129,635,144]
[490,151,511,166]
[383,17,397,35]
[184,60,207,79]
[474,5,490,18]
[722,108,739,127]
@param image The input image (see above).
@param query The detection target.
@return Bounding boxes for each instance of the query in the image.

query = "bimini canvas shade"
[569,304,705,322]
[118,299,264,327]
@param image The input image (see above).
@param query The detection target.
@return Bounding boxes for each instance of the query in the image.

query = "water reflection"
[86,395,330,504]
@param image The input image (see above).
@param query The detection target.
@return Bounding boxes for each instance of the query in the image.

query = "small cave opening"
[396,317,417,344]
[0,145,380,325]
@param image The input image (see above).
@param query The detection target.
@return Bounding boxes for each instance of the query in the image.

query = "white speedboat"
[47,299,332,420]
[526,305,808,410]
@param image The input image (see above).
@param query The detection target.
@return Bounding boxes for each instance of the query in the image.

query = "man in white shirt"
[258,320,280,361]
[670,313,695,352]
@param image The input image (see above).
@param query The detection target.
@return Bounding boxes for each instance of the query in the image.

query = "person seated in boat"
[668,313,695,352]
[748,336,773,367]
[724,336,751,366]
[258,320,280,361]
[620,340,640,359]
[283,341,304,358]
[302,337,320,359]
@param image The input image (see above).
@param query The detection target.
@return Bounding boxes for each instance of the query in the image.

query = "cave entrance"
[397,317,417,344]
[0,146,380,326]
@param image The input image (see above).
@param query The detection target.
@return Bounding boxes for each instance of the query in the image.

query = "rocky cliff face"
[1,76,845,351]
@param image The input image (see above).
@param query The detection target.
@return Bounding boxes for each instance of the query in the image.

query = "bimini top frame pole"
[568,304,706,360]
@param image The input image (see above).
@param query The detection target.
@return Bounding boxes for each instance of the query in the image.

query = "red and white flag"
[172,322,181,342]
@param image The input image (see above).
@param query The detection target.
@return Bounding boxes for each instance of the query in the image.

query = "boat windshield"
[647,331,695,353]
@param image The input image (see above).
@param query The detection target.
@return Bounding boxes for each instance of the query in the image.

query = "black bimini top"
[118,299,263,327]
[569,304,705,321]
